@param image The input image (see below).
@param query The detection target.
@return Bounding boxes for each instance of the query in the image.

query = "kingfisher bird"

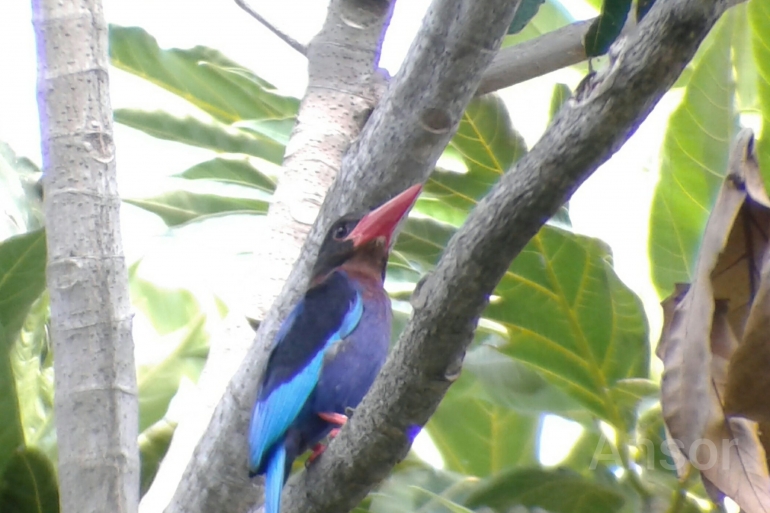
[248,184,422,513]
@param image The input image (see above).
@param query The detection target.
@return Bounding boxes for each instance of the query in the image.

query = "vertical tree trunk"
[33,1,139,512]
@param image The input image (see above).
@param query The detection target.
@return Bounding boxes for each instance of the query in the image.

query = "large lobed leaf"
[110,25,298,125]
[649,15,737,296]
[124,190,268,227]
[400,96,648,432]
[750,0,770,184]
[131,276,211,432]
[466,467,626,513]
[114,109,286,164]
[658,130,770,513]
[0,229,48,500]
[0,447,59,513]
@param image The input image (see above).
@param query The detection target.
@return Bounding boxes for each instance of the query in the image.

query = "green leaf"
[0,228,47,479]
[0,447,59,513]
[636,0,657,21]
[508,0,546,35]
[11,295,56,466]
[549,83,572,120]
[750,0,770,183]
[0,143,43,240]
[0,323,24,481]
[649,16,736,295]
[369,464,478,513]
[0,229,47,337]
[466,467,626,513]
[235,119,295,147]
[423,95,527,226]
[733,4,759,112]
[139,418,176,497]
[389,217,455,284]
[109,25,299,124]
[583,0,632,58]
[131,279,210,431]
[492,226,649,426]
[176,158,276,193]
[504,0,575,47]
[114,109,286,164]
[427,349,540,477]
[124,191,268,227]
[408,487,475,513]
[462,344,584,415]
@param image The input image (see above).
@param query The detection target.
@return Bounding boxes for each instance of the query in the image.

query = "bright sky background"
[1,0,679,504]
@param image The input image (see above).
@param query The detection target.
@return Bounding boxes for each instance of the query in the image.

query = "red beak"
[345,184,422,248]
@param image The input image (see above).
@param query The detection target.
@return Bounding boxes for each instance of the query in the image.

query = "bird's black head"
[310,184,423,282]
[311,213,363,279]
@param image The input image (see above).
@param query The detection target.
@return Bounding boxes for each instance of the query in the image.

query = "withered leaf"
[658,129,770,513]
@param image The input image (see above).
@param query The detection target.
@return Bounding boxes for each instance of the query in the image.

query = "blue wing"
[248,271,363,474]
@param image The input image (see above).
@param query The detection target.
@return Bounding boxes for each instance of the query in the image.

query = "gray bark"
[166,0,732,510]
[165,1,521,513]
[281,0,732,511]
[32,1,139,512]
[160,1,395,512]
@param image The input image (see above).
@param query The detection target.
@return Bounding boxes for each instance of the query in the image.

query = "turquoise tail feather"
[264,443,286,513]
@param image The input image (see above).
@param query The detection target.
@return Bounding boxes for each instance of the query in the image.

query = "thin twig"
[234,0,307,56]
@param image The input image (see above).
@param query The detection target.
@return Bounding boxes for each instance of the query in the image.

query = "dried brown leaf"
[658,129,770,512]
[725,252,770,423]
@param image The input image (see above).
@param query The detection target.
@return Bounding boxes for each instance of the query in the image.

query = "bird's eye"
[333,224,349,240]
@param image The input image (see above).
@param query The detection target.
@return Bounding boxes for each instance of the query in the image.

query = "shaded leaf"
[583,0,632,57]
[427,347,540,477]
[139,418,176,497]
[636,0,656,20]
[176,158,276,193]
[463,344,584,415]
[369,464,478,513]
[466,467,626,513]
[0,323,23,481]
[658,130,770,512]
[494,226,649,425]
[109,25,298,124]
[749,0,770,184]
[0,229,47,337]
[235,118,295,146]
[549,83,572,121]
[649,16,737,295]
[508,0,546,35]
[115,109,285,164]
[422,95,527,226]
[11,294,56,465]
[132,278,210,431]
[503,0,575,48]
[408,487,475,513]
[0,142,43,240]
[125,191,268,227]
[0,447,59,513]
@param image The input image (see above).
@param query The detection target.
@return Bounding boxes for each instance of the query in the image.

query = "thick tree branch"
[161,1,394,512]
[474,0,746,95]
[281,0,732,511]
[33,0,139,512]
[477,19,594,95]
[234,0,307,55]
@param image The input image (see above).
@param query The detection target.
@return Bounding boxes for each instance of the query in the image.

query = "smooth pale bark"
[159,1,395,512]
[281,0,734,511]
[33,1,139,512]
[166,1,521,513]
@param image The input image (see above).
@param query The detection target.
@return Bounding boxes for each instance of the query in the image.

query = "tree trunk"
[33,1,139,512]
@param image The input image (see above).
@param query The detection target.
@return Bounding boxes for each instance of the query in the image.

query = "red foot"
[306,443,326,467]
[318,412,348,426]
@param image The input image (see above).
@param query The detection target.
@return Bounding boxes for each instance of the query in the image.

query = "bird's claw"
[318,411,348,426]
